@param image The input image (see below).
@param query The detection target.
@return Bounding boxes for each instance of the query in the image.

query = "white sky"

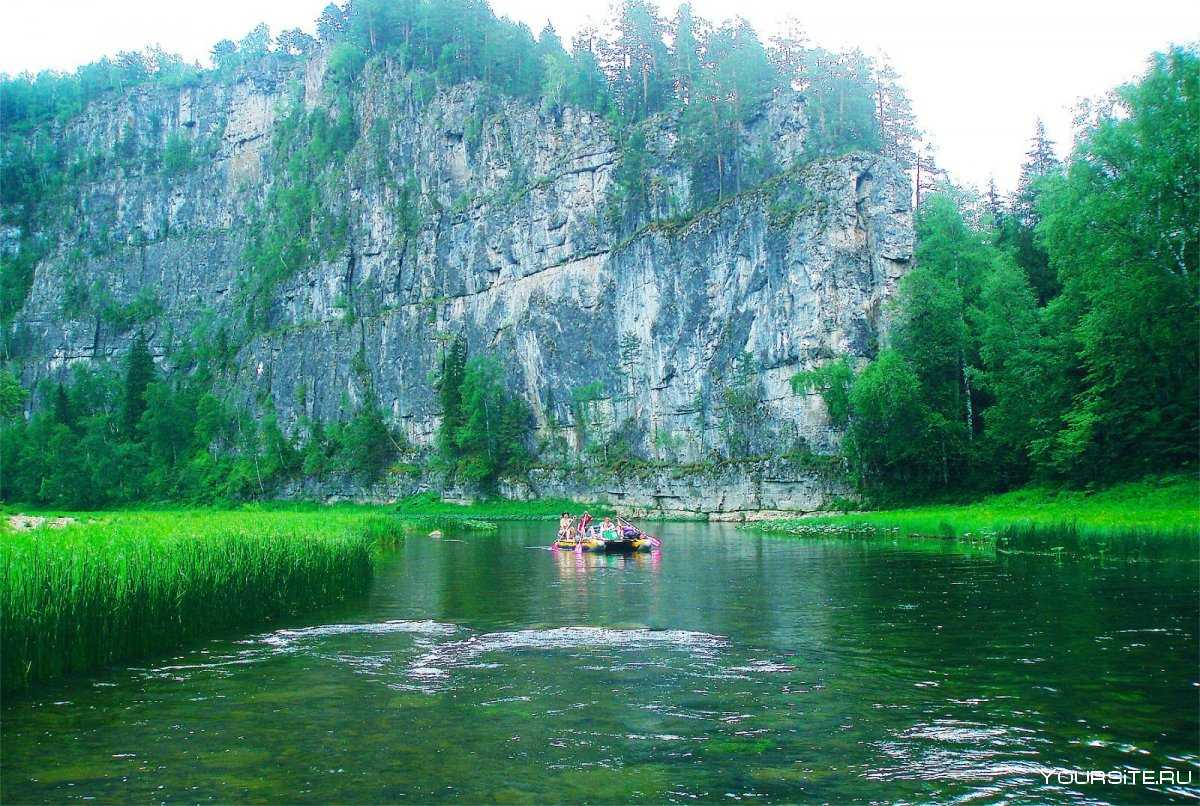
[2,0,1196,193]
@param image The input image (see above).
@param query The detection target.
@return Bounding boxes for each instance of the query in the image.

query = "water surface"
[2,522,1197,803]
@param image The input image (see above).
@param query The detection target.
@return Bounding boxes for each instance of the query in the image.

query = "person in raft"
[579,511,593,538]
[558,512,573,540]
[599,516,618,541]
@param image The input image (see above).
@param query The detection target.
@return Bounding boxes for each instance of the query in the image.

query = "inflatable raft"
[552,518,662,554]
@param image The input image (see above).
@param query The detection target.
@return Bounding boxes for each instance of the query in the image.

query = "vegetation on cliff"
[1,0,913,330]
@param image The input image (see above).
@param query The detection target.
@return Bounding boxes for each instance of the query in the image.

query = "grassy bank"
[753,475,1199,560]
[1,510,406,693]
[393,493,612,521]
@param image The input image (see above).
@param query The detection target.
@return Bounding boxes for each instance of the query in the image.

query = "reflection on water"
[2,522,1197,804]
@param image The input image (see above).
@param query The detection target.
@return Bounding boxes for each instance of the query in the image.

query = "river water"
[2,522,1197,803]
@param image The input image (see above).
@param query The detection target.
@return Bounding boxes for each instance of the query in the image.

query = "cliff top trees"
[800,48,882,159]
[605,0,671,119]
[874,59,918,169]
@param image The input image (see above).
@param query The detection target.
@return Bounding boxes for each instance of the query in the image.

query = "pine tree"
[874,59,918,168]
[52,382,73,428]
[0,369,26,419]
[605,0,670,120]
[985,176,1005,224]
[121,332,156,437]
[537,23,565,56]
[669,4,703,104]
[913,141,943,209]
[768,19,808,88]
[435,333,468,465]
[1013,118,1059,226]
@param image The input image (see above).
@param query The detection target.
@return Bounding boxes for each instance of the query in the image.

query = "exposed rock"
[7,56,913,513]
[7,515,78,531]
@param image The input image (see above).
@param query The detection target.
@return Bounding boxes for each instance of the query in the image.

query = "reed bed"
[752,520,1197,561]
[1,511,393,693]
[751,475,1198,560]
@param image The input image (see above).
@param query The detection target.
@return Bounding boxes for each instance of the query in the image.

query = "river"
[2,522,1197,803]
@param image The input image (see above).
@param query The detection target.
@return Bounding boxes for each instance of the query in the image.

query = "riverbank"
[751,475,1199,559]
[393,493,613,521]
[0,510,405,693]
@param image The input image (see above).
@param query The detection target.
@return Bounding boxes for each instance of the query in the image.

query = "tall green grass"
[752,475,1199,560]
[1,511,397,693]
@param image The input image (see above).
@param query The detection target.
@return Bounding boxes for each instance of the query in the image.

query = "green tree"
[874,59,918,169]
[669,4,703,104]
[435,333,469,464]
[845,350,936,492]
[337,406,395,484]
[802,48,881,158]
[0,369,29,418]
[791,358,853,427]
[606,0,671,120]
[121,332,155,437]
[971,259,1049,482]
[1035,47,1199,478]
[162,131,193,175]
[999,119,1061,302]
[455,355,532,485]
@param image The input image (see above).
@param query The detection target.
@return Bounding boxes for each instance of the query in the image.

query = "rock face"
[7,55,913,512]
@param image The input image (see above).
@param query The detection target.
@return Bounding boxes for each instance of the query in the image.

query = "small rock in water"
[429,530,443,539]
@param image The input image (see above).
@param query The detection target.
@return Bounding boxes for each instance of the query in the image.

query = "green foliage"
[455,355,534,485]
[679,19,777,206]
[161,131,194,175]
[434,339,533,487]
[1033,47,1198,480]
[610,129,653,226]
[0,330,405,505]
[790,358,852,427]
[327,41,367,85]
[121,332,156,436]
[800,48,883,159]
[0,368,27,417]
[0,241,44,327]
[0,47,200,135]
[971,259,1048,481]
[240,102,358,326]
[435,333,469,461]
[100,287,161,330]
[837,48,1197,500]
[333,406,398,485]
[844,350,936,491]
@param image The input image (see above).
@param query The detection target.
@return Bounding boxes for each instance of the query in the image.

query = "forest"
[0,0,1195,508]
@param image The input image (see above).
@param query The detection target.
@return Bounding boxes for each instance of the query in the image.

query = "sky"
[2,0,1196,193]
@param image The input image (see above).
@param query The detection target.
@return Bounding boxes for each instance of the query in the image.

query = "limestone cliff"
[5,53,913,510]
